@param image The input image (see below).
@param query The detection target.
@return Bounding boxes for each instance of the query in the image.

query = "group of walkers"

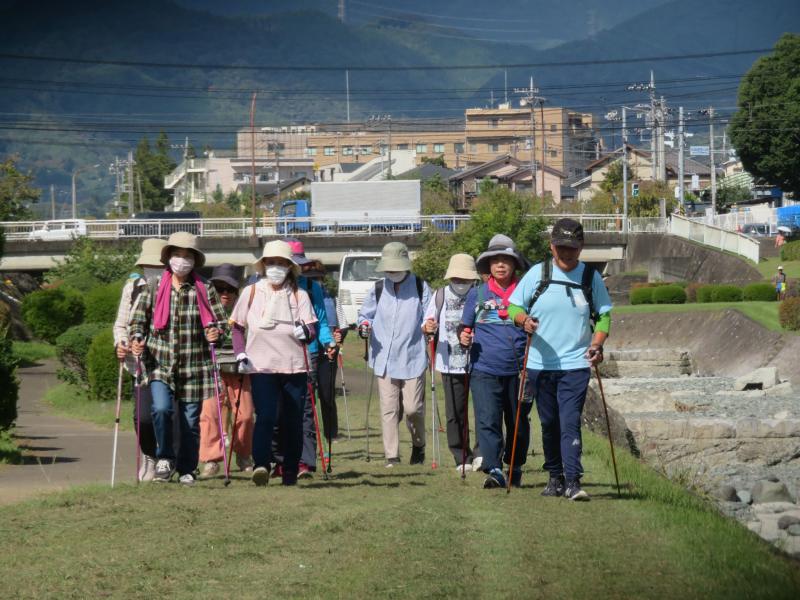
[115,217,613,500]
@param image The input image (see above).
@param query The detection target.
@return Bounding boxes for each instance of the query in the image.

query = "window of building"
[305,147,317,156]
[397,143,409,150]
[489,143,499,152]
[416,143,428,153]
[359,146,371,155]
[454,142,464,154]
[233,172,244,181]
[490,118,499,129]
[324,146,335,156]
[550,149,558,158]
[343,146,354,156]
[433,143,445,153]
[550,124,557,131]
[469,143,478,152]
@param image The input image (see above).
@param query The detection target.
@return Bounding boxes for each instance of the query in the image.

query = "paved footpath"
[0,360,136,505]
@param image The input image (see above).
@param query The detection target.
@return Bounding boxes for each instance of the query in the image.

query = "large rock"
[734,367,780,391]
[778,514,800,530]
[751,480,795,504]
[714,484,739,502]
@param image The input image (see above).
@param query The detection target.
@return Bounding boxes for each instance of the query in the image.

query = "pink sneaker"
[298,463,313,479]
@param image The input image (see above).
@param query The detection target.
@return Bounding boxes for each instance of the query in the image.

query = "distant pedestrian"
[422,253,481,472]
[129,232,227,486]
[358,242,431,467]
[509,218,613,501]
[774,266,787,301]
[113,238,166,482]
[198,263,255,479]
[458,235,530,489]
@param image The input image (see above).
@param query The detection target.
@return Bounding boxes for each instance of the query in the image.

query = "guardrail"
[0,213,670,240]
[670,214,760,263]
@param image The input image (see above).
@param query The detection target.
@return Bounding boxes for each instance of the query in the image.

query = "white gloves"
[236,353,255,374]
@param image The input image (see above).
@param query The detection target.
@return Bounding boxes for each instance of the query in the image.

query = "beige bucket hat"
[444,253,479,280]
[256,239,301,276]
[160,231,205,269]
[136,238,168,267]
[376,241,412,272]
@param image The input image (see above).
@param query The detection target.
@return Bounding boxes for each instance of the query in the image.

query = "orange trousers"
[199,372,254,463]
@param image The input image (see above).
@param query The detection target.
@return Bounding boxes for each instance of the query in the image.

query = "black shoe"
[564,478,590,501]
[541,475,565,497]
[410,446,425,465]
[510,468,522,488]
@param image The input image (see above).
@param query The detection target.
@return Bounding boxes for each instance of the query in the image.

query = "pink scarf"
[487,276,518,320]
[153,269,215,331]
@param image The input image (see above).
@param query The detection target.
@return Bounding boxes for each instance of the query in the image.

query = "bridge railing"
[670,214,760,263]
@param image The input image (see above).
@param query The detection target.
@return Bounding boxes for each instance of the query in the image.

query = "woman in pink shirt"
[230,240,318,486]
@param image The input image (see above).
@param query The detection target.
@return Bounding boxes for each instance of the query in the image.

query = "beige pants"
[377,373,426,460]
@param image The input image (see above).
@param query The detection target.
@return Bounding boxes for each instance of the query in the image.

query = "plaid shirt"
[129,275,227,403]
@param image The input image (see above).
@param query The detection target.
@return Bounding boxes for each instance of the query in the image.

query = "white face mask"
[265,265,290,285]
[450,282,473,296]
[386,272,407,283]
[169,256,194,276]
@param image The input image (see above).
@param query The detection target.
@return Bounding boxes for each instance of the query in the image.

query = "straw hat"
[160,231,205,268]
[444,253,479,280]
[376,242,412,272]
[475,234,527,274]
[256,240,301,276]
[136,238,168,267]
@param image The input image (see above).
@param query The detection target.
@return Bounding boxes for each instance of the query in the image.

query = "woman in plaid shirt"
[130,232,227,486]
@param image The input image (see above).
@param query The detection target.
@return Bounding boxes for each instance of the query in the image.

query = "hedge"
[743,283,777,302]
[84,280,126,324]
[779,297,800,330]
[780,240,800,262]
[0,333,18,430]
[696,285,717,303]
[710,285,743,302]
[55,322,110,387]
[652,285,687,304]
[21,287,85,343]
[87,328,130,403]
[630,287,655,305]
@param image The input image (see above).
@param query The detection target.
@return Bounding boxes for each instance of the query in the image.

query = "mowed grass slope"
[4,337,799,598]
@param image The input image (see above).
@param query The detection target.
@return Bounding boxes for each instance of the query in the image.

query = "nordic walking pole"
[594,363,622,498]
[506,334,533,494]
[225,373,246,480]
[133,336,143,485]
[338,351,352,440]
[209,341,232,487]
[300,342,328,481]
[326,348,336,473]
[111,361,125,488]
[428,336,440,469]
[363,335,374,463]
[461,357,471,482]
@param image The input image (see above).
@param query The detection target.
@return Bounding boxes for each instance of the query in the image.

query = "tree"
[413,183,549,288]
[421,155,447,168]
[133,132,178,211]
[421,173,456,214]
[45,238,139,292]
[716,184,753,210]
[586,180,675,217]
[730,34,800,196]
[599,160,637,194]
[0,156,40,221]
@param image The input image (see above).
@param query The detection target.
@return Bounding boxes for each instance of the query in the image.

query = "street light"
[71,164,100,219]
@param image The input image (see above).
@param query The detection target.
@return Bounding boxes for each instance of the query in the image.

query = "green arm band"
[595,311,611,334]
[507,304,526,324]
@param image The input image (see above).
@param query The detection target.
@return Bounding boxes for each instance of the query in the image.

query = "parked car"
[28,219,87,241]
[741,223,769,237]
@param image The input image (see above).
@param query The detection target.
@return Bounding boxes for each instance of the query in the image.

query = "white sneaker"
[153,459,174,482]
[455,463,473,474]
[471,456,483,471]
[199,462,220,479]
[179,473,196,487]
[236,455,254,473]
[140,455,156,482]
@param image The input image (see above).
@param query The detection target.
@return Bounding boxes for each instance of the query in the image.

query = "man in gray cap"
[358,242,431,467]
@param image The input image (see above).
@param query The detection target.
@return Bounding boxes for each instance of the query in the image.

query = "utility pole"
[50,184,55,220]
[514,76,545,197]
[678,106,685,214]
[540,100,546,198]
[622,107,628,234]
[128,150,135,216]
[114,156,121,210]
[709,106,716,215]
[249,92,257,241]
[345,70,350,124]
[626,72,664,182]
[136,172,144,213]
[338,0,346,23]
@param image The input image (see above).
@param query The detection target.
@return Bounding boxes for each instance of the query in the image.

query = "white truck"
[337,251,383,326]
[276,180,421,234]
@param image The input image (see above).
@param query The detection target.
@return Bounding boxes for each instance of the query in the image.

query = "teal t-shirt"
[509,261,612,371]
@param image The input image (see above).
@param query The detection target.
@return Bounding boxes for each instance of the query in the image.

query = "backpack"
[527,259,599,325]
[374,275,424,305]
[130,273,160,312]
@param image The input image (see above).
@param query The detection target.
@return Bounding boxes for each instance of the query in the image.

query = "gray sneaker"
[178,473,196,487]
[564,479,590,501]
[140,454,156,482]
[541,475,565,497]
[153,459,174,482]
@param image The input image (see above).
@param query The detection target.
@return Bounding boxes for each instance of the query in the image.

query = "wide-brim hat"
[160,231,205,269]
[285,237,313,266]
[475,234,527,275]
[256,240,301,276]
[209,263,242,290]
[376,241,412,272]
[444,253,479,280]
[136,238,168,267]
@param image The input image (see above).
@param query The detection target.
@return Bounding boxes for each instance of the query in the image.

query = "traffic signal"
[632,183,639,198]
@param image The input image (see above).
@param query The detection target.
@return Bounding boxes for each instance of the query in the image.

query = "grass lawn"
[4,333,800,598]
[758,256,800,280]
[45,382,134,431]
[616,301,785,332]
[11,340,56,367]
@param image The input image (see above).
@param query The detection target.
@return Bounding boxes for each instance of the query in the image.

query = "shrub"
[84,280,126,324]
[710,285,743,302]
[87,328,131,403]
[743,283,777,302]
[652,285,687,304]
[21,287,85,343]
[55,322,109,387]
[0,332,19,430]
[685,282,703,303]
[779,297,800,330]
[780,240,800,262]
[696,285,717,303]
[630,287,654,305]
